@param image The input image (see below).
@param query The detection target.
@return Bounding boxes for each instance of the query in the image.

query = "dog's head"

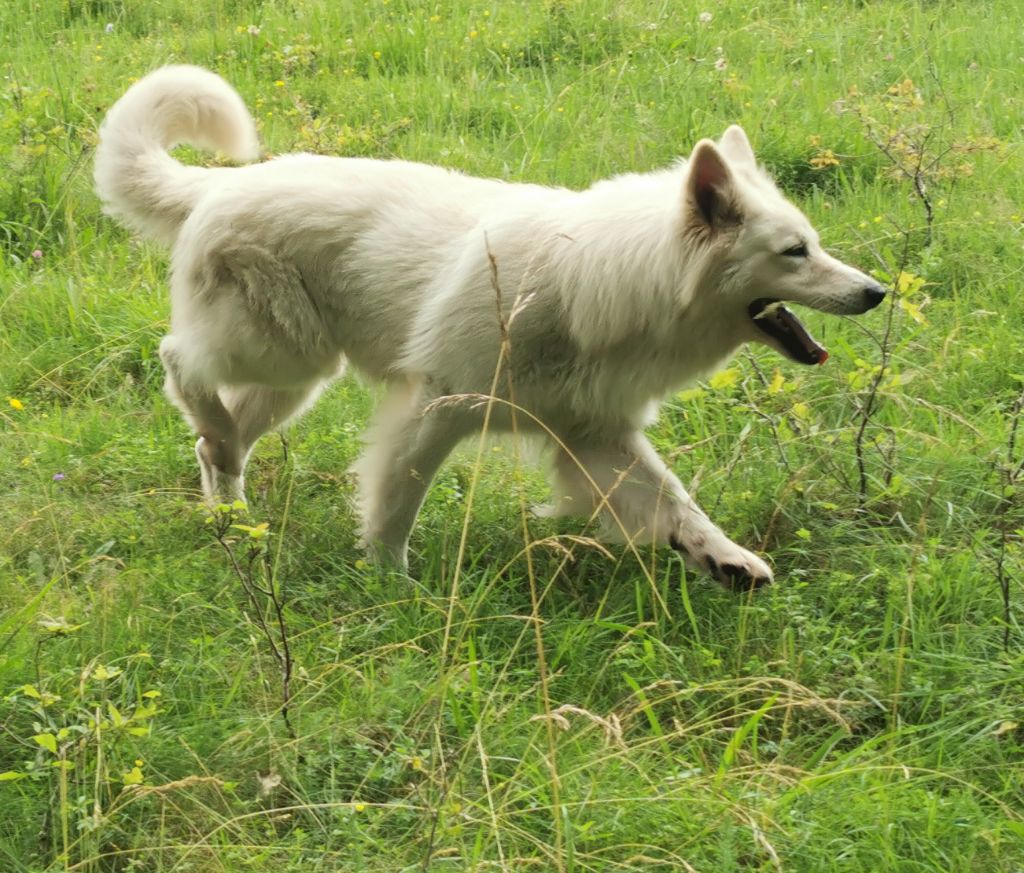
[683,125,886,365]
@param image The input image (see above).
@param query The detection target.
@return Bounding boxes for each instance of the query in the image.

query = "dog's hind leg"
[551,430,773,591]
[352,382,471,569]
[159,335,246,503]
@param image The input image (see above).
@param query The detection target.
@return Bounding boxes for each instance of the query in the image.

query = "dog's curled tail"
[94,65,259,245]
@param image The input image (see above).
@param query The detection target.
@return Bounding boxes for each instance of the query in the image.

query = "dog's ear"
[685,140,742,230]
[718,125,756,167]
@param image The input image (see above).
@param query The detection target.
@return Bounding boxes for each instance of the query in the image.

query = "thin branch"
[210,510,297,743]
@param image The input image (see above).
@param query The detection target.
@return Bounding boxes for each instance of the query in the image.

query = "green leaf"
[122,766,144,786]
[709,368,739,390]
[33,733,57,754]
[899,297,927,324]
[231,522,269,539]
[0,771,27,782]
[133,701,158,720]
[1001,819,1024,839]
[19,684,41,699]
[38,618,83,636]
[717,694,777,781]
[895,270,927,296]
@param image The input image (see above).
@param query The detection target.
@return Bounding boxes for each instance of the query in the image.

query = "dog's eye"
[781,243,808,258]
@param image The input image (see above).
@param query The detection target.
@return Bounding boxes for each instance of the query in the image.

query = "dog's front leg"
[553,431,773,591]
[352,385,471,570]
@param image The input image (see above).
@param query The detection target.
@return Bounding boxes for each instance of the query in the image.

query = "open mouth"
[748,299,828,366]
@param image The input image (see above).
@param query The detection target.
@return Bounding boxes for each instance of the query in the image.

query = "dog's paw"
[195,437,246,506]
[671,533,773,592]
[703,548,773,592]
[358,529,411,573]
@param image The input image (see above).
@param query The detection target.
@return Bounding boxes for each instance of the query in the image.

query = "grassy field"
[2,0,1023,870]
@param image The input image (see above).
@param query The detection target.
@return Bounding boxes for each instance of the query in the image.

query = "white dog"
[95,66,885,589]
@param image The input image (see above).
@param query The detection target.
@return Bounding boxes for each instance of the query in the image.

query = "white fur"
[95,66,885,589]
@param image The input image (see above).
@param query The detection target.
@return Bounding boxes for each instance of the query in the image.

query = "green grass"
[2,0,1023,870]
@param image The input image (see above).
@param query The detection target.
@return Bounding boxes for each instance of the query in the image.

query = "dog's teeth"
[753,301,785,320]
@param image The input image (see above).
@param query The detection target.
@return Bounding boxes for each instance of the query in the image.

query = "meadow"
[2,0,1023,870]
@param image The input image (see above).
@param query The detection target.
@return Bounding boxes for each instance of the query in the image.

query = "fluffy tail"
[94,65,260,245]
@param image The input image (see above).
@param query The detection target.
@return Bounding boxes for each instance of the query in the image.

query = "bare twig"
[209,509,297,744]
[853,230,910,504]
[994,390,1024,651]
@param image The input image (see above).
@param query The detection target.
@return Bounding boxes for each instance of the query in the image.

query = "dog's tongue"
[750,300,828,366]
[778,304,828,365]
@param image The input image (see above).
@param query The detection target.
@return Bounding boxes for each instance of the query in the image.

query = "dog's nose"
[863,284,887,310]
